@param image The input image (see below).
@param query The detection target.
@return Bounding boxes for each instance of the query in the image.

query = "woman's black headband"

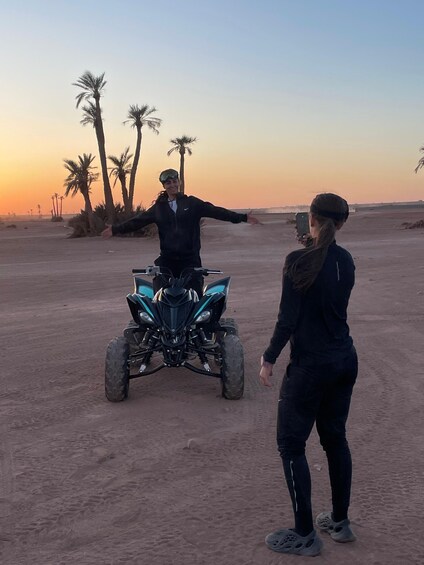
[310,203,349,223]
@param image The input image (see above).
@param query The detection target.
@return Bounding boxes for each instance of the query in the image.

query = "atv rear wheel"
[105,337,130,402]
[220,317,239,336]
[220,334,244,400]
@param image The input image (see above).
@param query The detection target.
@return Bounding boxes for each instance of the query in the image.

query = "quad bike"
[105,266,244,402]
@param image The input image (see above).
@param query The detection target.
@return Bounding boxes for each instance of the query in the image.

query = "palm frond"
[124,104,162,133]
[107,147,133,181]
[414,145,424,173]
[168,135,197,154]
[73,71,106,107]
[75,91,88,108]
[79,153,97,169]
[80,101,99,127]
[63,153,98,197]
[415,158,424,173]
[108,155,121,167]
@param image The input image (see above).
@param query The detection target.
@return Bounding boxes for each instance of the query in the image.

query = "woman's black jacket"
[263,242,355,366]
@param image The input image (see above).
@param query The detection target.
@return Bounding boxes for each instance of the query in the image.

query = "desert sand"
[1,207,423,565]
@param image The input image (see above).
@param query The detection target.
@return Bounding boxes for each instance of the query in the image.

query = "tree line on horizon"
[51,69,423,233]
[63,70,197,233]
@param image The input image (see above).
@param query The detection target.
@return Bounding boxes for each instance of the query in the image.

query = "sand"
[1,207,423,565]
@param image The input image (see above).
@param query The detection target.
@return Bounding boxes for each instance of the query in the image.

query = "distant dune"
[238,200,424,214]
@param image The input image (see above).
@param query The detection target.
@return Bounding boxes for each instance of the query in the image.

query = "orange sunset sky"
[1,1,423,216]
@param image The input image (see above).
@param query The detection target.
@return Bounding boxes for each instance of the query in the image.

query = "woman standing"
[259,193,357,557]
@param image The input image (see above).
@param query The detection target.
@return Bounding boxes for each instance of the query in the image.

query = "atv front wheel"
[220,334,244,400]
[220,317,239,336]
[105,337,130,402]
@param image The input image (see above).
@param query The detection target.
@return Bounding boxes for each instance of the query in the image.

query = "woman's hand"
[297,233,313,247]
[259,356,274,387]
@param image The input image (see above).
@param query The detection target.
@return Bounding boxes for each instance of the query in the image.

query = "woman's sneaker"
[316,511,356,543]
[265,528,323,556]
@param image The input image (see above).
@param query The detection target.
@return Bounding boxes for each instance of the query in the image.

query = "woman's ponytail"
[286,193,349,291]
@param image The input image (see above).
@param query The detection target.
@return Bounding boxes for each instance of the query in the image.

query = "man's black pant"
[153,255,204,298]
[277,347,358,536]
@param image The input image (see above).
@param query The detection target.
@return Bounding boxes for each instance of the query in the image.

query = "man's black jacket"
[112,194,247,260]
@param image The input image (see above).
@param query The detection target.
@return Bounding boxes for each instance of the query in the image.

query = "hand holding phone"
[295,212,310,237]
[295,212,313,247]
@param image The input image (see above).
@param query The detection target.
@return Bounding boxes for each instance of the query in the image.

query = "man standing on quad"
[101,168,260,296]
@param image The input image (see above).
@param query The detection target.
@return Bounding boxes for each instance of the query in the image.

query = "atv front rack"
[128,357,221,378]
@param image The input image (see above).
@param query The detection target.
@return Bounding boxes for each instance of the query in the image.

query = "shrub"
[67,203,158,238]
[403,219,424,229]
[67,211,104,238]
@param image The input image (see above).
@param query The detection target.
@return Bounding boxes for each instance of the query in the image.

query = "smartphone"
[295,212,310,237]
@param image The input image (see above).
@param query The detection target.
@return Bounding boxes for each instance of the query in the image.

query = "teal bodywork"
[136,283,154,299]
[204,284,226,295]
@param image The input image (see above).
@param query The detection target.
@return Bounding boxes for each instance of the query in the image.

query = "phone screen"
[295,212,309,237]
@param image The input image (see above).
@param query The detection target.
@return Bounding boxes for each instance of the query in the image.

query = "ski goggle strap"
[310,203,349,222]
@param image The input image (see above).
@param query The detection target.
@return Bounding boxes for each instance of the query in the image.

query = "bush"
[67,203,158,238]
[67,211,104,238]
[402,219,424,230]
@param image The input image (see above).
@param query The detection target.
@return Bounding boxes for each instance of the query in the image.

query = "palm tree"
[73,71,115,222]
[124,104,162,210]
[108,147,133,212]
[167,135,197,194]
[415,145,424,173]
[63,153,99,233]
[51,195,57,217]
[54,193,59,217]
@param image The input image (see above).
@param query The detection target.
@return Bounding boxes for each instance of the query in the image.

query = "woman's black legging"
[276,349,358,536]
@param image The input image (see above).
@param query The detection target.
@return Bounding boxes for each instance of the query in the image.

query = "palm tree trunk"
[179,151,185,194]
[128,127,142,210]
[82,191,96,234]
[94,97,115,223]
[120,177,130,213]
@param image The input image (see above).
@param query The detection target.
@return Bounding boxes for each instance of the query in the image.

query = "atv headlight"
[139,311,154,324]
[194,310,211,323]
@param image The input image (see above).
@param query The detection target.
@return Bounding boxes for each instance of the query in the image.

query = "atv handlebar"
[132,266,223,277]
[132,266,161,276]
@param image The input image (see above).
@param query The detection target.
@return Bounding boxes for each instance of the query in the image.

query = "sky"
[0,0,424,216]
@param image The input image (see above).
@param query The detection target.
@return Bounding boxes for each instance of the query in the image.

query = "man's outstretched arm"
[198,198,260,224]
[101,207,156,238]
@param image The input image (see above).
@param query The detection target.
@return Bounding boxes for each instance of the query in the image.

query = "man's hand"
[101,225,113,239]
[246,210,261,225]
[259,356,274,387]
